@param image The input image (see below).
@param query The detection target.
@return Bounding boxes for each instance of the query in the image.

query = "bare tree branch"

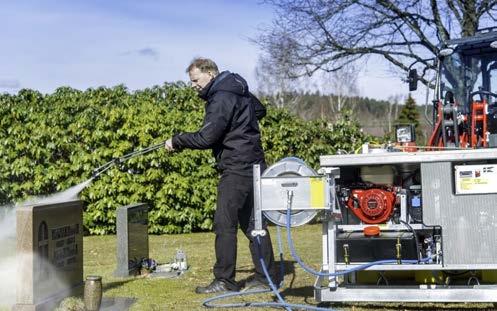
[431,0,451,43]
[375,0,438,53]
[446,0,464,25]
[256,0,496,88]
[487,9,497,21]
[477,0,497,18]
[461,1,478,36]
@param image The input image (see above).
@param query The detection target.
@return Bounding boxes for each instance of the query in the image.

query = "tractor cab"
[425,28,497,148]
[441,29,497,113]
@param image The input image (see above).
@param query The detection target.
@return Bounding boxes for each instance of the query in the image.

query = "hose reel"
[258,157,329,227]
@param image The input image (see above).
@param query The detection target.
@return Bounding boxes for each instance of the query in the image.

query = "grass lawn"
[82,224,494,311]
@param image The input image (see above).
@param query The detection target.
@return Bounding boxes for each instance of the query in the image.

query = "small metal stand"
[251,164,266,238]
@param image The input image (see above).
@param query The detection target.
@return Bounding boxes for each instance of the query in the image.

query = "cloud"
[0,79,20,89]
[121,47,159,61]
[138,48,159,60]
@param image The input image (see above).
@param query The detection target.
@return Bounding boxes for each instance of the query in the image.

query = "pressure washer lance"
[91,140,167,179]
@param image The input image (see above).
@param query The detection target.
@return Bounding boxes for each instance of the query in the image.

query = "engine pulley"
[346,188,395,224]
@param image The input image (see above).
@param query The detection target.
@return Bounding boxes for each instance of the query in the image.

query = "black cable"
[408,211,423,223]
[406,209,444,265]
[399,219,421,262]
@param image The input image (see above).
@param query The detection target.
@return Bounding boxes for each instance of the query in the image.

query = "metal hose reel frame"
[262,157,318,227]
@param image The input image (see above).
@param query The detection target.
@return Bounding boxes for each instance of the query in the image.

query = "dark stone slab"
[114,203,149,277]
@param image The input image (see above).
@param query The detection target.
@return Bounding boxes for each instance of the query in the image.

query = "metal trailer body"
[314,149,497,303]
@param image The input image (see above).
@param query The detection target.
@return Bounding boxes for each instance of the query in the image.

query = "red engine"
[346,188,396,224]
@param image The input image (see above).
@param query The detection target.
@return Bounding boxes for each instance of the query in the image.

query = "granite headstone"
[14,200,83,311]
[114,203,149,277]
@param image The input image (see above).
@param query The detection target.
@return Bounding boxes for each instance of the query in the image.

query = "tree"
[257,0,497,86]
[255,55,360,118]
[386,94,402,135]
[396,94,420,128]
[255,55,305,110]
[319,64,360,116]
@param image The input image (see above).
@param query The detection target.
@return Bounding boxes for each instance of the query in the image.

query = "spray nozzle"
[91,169,99,179]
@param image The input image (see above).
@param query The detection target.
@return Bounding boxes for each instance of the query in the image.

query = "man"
[165,58,277,293]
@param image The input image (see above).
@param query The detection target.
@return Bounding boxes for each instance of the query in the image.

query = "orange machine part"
[363,225,381,236]
[470,100,487,147]
[396,142,418,152]
[428,99,488,149]
[347,188,396,224]
[427,100,444,150]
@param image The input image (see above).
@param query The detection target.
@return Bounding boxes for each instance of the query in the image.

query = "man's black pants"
[213,172,276,290]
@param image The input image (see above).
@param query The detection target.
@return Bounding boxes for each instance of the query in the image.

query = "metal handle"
[251,164,266,237]
[92,140,167,178]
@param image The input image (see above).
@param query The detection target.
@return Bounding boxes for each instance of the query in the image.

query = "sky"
[0,0,415,102]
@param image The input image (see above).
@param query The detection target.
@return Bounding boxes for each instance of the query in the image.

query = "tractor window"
[441,52,467,108]
[487,59,497,95]
[441,50,497,109]
[470,54,497,93]
[471,71,483,93]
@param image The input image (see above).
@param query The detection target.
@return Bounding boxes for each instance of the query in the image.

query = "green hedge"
[0,84,367,234]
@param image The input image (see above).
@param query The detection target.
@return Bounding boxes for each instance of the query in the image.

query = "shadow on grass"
[100,297,137,310]
[280,285,314,297]
[237,259,319,301]
[103,278,140,291]
[237,260,297,287]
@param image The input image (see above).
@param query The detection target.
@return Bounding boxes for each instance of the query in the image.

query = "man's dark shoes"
[195,279,234,294]
[242,277,271,292]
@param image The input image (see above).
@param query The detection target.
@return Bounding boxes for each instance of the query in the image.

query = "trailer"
[253,150,497,304]
[252,29,497,305]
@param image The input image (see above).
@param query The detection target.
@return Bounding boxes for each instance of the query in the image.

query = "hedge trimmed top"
[0,83,366,234]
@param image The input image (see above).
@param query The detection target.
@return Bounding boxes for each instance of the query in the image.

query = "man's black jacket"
[172,71,266,175]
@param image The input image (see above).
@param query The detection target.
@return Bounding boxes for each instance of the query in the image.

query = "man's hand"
[165,138,174,151]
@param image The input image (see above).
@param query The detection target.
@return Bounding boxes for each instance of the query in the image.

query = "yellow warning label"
[310,178,325,208]
[460,178,489,190]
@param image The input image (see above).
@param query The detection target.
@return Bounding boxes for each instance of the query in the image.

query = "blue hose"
[202,228,284,309]
[276,225,285,287]
[284,208,432,278]
[202,207,432,310]
[202,288,271,308]
[203,231,336,310]
[255,235,292,311]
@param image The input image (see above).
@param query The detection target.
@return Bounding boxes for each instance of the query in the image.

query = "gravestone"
[14,200,83,311]
[114,203,149,277]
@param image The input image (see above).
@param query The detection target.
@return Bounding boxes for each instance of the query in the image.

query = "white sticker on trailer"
[455,165,497,194]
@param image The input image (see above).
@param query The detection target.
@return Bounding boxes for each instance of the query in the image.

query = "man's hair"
[186,58,219,75]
